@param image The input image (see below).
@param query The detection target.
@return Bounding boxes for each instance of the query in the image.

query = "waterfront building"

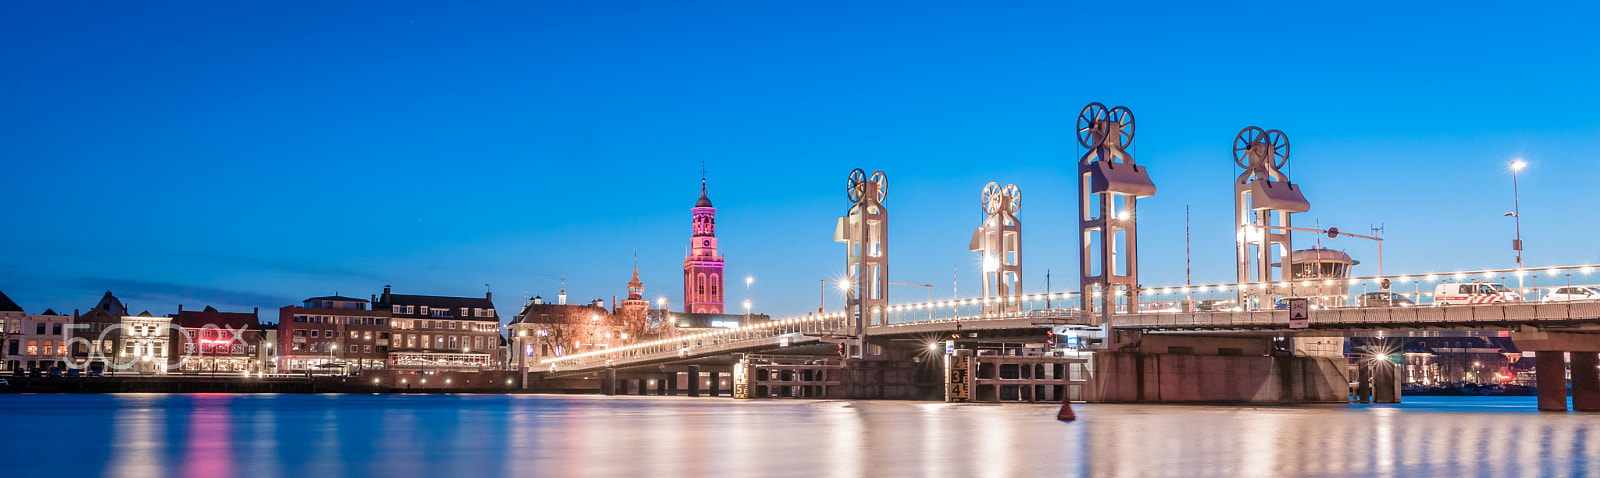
[276,295,390,374]
[258,321,278,374]
[0,290,23,371]
[118,311,172,374]
[1401,336,1522,386]
[508,296,621,363]
[170,305,263,374]
[377,286,501,371]
[683,178,725,313]
[0,292,76,373]
[70,291,127,371]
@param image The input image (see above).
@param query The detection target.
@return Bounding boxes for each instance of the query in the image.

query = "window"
[449,336,458,349]
[474,337,483,349]
[376,318,386,326]
[27,340,38,356]
[461,307,468,317]
[380,332,390,339]
[407,335,417,348]
[486,308,494,316]
[294,316,307,323]
[392,305,403,314]
[420,306,430,315]
[435,336,443,348]
[36,323,45,334]
[41,341,52,356]
[310,330,319,338]
[52,323,61,335]
[349,331,359,339]
[449,321,457,330]
[363,345,372,353]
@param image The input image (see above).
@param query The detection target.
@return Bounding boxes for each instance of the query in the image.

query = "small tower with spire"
[619,257,650,340]
[558,275,568,306]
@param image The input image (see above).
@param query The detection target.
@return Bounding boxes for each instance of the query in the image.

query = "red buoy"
[1056,400,1076,421]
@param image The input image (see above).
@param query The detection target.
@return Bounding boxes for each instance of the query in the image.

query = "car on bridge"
[1359,292,1416,307]
[1433,282,1521,306]
[1544,286,1600,303]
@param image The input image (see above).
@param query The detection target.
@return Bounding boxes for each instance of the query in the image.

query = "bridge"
[527,103,1600,412]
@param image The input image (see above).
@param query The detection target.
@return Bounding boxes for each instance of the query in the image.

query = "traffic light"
[1045,329,1055,347]
[837,342,845,357]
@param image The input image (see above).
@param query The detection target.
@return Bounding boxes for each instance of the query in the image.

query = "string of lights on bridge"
[540,264,1598,367]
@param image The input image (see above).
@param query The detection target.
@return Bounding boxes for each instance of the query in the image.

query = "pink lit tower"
[683,176,724,313]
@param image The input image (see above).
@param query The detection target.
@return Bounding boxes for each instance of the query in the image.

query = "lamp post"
[1509,160,1526,271]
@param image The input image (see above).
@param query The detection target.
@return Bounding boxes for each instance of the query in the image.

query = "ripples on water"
[0,394,1595,477]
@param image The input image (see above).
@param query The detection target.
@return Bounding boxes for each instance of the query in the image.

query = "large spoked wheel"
[981,182,1001,215]
[1002,183,1021,214]
[1076,102,1109,149]
[1264,129,1290,170]
[1233,126,1266,169]
[1108,106,1134,149]
[869,170,888,203]
[847,168,866,203]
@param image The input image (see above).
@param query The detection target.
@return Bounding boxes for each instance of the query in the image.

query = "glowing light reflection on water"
[1,394,1596,477]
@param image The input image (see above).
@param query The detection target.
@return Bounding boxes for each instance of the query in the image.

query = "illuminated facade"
[378,286,502,371]
[683,179,725,314]
[171,305,263,373]
[118,312,172,374]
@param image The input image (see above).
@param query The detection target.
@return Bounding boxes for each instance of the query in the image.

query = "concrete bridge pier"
[1354,365,1372,403]
[1536,352,1568,411]
[603,369,617,396]
[687,365,701,397]
[708,371,721,397]
[1371,362,1400,404]
[637,378,648,395]
[1572,352,1600,412]
[666,373,678,396]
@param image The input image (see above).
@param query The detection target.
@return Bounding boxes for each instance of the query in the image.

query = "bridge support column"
[1372,362,1400,404]
[603,369,616,396]
[1355,364,1372,403]
[708,371,721,397]
[687,366,701,397]
[1572,352,1599,412]
[1536,351,1568,411]
[666,373,678,396]
[655,376,667,396]
[637,378,648,395]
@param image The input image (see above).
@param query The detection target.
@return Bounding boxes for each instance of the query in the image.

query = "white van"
[1433,282,1522,306]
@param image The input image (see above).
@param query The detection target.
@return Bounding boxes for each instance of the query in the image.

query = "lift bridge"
[537,103,1600,412]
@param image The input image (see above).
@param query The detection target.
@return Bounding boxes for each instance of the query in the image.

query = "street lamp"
[1508,160,1526,272]
[743,299,752,325]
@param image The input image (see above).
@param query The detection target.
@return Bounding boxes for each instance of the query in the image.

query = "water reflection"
[179,394,233,478]
[0,395,1596,477]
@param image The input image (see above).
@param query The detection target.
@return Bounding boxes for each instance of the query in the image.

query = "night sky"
[3,2,1598,321]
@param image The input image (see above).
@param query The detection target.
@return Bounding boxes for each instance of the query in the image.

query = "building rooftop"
[0,290,22,312]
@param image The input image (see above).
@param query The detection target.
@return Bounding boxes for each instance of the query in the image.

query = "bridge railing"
[541,313,851,372]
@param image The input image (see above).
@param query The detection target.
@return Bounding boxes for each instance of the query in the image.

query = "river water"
[0,394,1595,477]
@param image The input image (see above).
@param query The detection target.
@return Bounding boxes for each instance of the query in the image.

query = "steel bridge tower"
[1076,102,1156,332]
[970,182,1022,315]
[1232,127,1309,309]
[834,168,889,360]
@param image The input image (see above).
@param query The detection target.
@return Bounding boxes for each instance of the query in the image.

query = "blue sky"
[2,1,1598,320]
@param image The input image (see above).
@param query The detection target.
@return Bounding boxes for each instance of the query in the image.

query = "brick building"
[277,295,391,373]
[170,305,263,373]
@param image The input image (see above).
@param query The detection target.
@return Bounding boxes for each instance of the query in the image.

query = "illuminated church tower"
[683,177,725,313]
